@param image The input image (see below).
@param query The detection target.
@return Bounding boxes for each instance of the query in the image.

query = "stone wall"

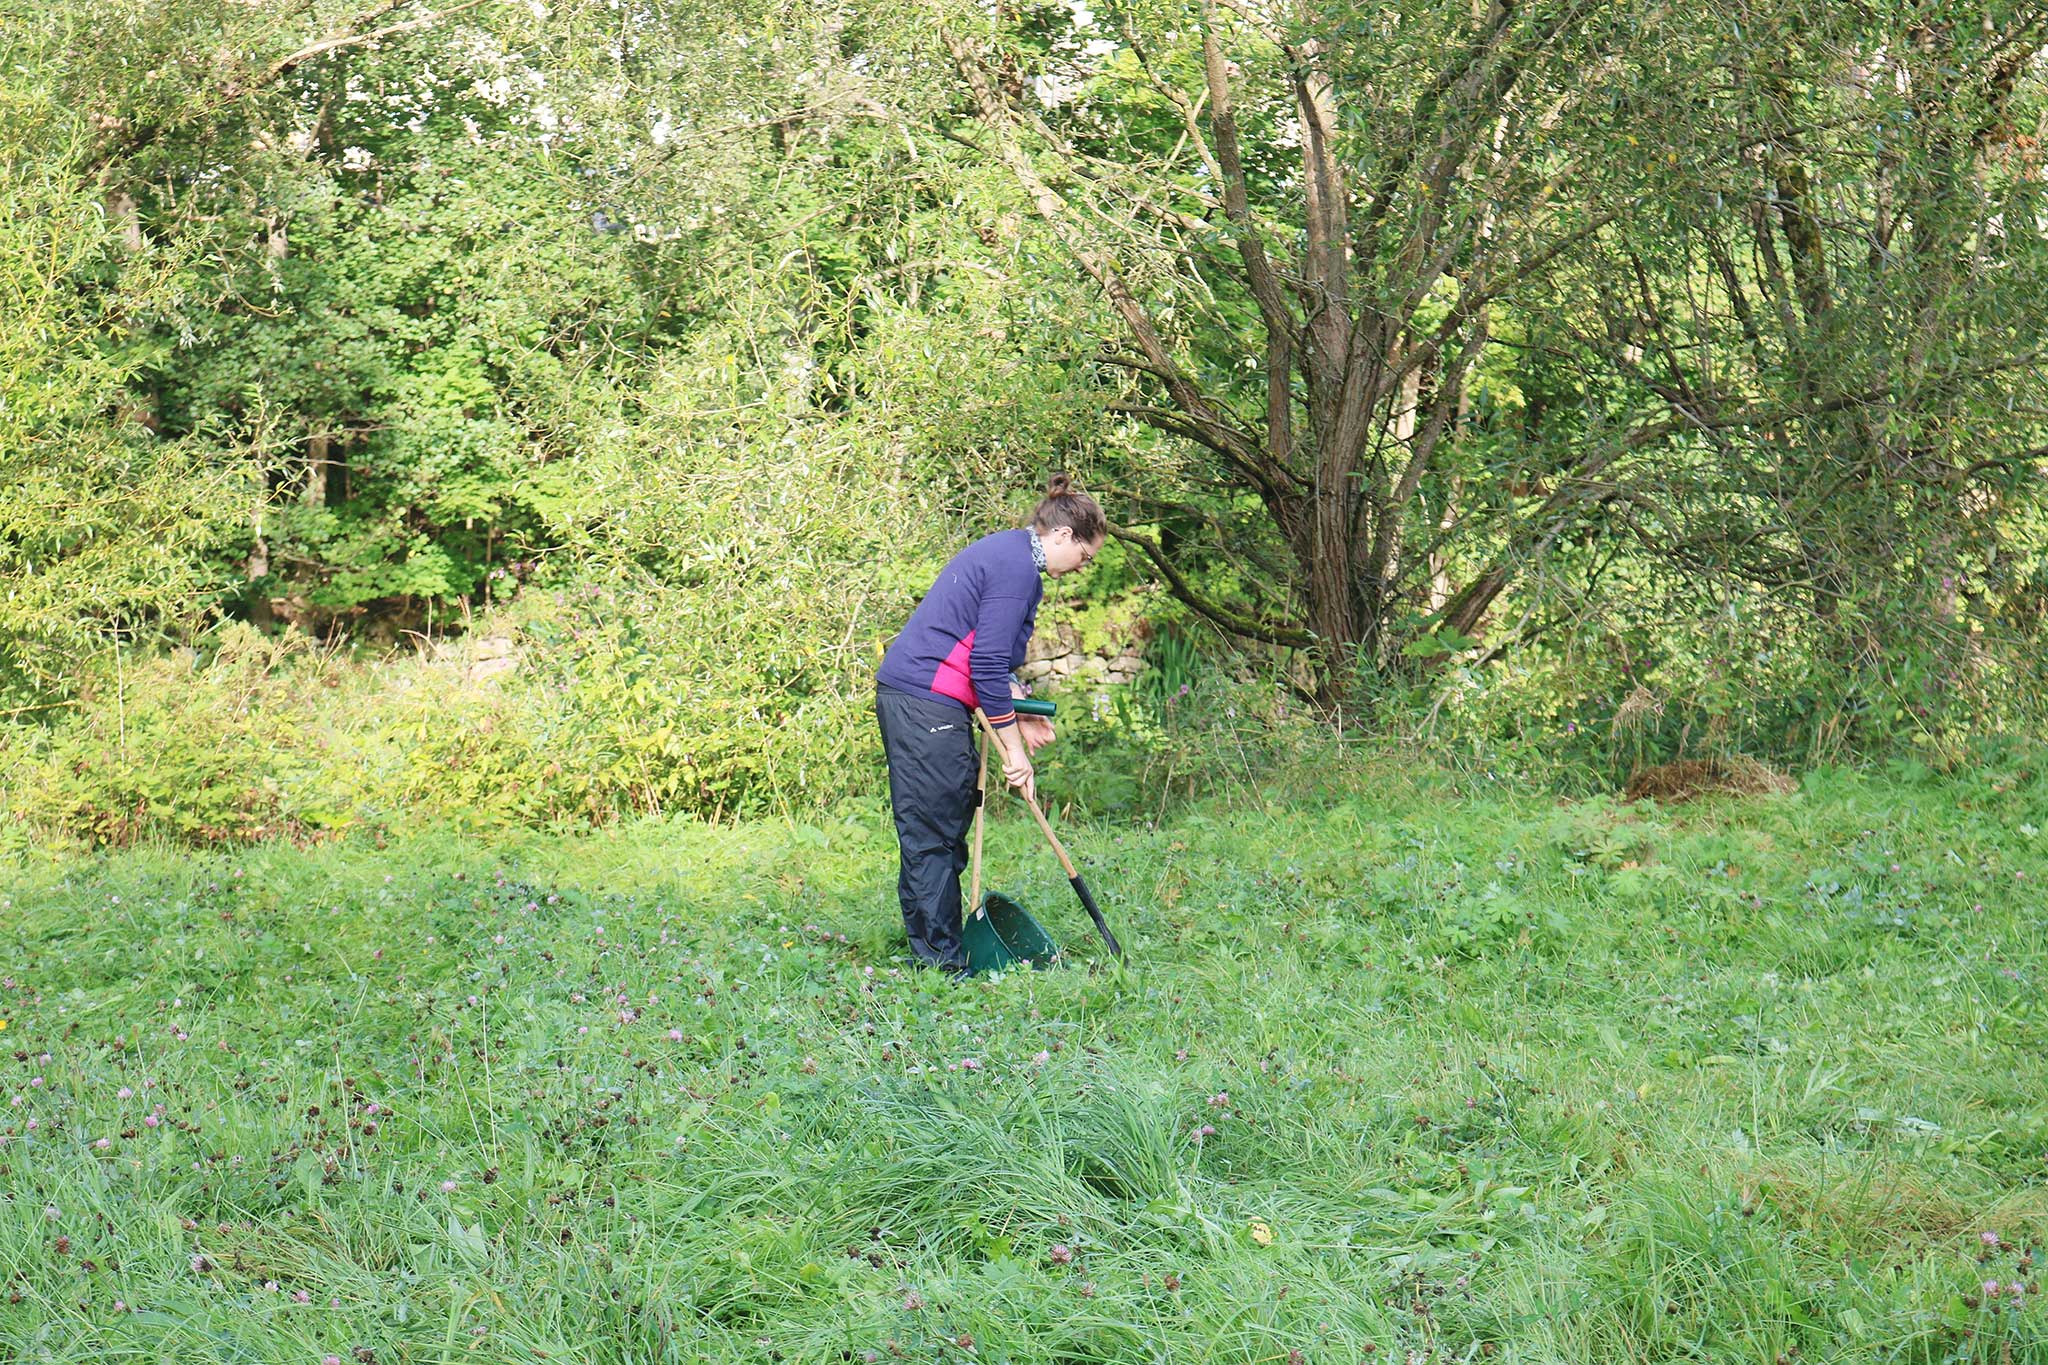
[1018,618,1150,697]
[429,632,520,687]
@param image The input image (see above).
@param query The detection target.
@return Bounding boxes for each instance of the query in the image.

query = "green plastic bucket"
[961,892,1061,975]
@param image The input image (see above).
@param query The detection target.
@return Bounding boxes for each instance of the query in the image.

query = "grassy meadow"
[3,755,2045,1364]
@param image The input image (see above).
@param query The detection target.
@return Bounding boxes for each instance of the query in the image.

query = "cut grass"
[1,761,2044,1363]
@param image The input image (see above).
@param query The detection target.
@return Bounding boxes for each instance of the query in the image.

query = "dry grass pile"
[1624,754,1796,802]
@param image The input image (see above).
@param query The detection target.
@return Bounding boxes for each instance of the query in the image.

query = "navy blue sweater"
[876,529,1042,729]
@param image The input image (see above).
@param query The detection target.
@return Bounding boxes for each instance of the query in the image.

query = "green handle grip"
[1013,697,1057,717]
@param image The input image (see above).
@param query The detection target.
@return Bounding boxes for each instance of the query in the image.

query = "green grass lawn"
[3,759,2045,1364]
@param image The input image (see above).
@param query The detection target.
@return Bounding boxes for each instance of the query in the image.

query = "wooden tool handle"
[968,729,987,910]
[974,707,1123,961]
[974,709,1077,876]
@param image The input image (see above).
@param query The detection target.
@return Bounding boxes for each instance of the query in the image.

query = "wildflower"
[1985,1280,2002,1297]
[1049,1244,1072,1265]
[326,1357,345,1365]
[1208,1092,1230,1108]
[902,1290,924,1310]
[294,1289,311,1303]
[1984,1231,2002,1248]
[1032,1050,1049,1066]
[94,1138,110,1150]
[668,1029,683,1042]
[117,1088,133,1100]
[112,1300,126,1312]
[440,1179,458,1193]
[960,1058,981,1071]
[1080,1282,1097,1298]
[190,1254,213,1274]
[144,1115,159,1128]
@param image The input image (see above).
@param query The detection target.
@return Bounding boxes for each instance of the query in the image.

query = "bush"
[15,630,332,848]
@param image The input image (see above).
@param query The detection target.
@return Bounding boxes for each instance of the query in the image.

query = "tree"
[1527,1,2048,705]
[938,0,2048,711]
[941,0,1679,695]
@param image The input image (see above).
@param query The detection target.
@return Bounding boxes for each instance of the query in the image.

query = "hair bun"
[1029,472,1107,542]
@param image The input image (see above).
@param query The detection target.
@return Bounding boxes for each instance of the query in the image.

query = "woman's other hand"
[1016,715,1056,754]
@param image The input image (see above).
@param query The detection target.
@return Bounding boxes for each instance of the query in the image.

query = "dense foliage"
[5,0,2048,842]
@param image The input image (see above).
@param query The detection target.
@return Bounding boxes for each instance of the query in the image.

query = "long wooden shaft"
[973,707,1124,961]
[974,710,1077,876]
[968,729,987,909]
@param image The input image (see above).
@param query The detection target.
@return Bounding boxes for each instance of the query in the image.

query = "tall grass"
[3,755,2044,1362]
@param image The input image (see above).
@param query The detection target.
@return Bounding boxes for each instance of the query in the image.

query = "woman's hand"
[1016,714,1056,754]
[998,731,1036,802]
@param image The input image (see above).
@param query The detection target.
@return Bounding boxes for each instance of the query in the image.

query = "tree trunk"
[304,429,329,509]
[246,510,275,628]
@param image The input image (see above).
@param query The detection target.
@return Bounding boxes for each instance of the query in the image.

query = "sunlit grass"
[2,760,2044,1363]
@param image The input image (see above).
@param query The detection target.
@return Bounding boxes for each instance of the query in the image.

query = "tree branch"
[262,0,491,86]
[1203,5,1300,473]
[943,28,1295,501]
[93,0,492,166]
[1108,523,1314,647]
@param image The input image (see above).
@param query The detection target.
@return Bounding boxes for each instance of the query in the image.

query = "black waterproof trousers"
[874,683,978,970]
